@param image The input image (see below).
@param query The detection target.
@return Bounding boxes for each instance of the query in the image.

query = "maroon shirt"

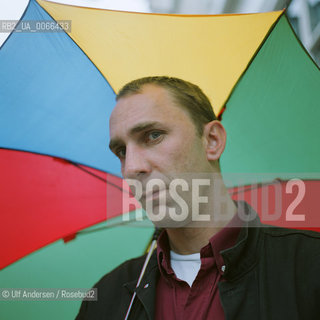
[155,215,241,320]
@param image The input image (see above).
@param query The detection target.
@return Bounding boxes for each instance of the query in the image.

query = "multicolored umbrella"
[0,0,319,318]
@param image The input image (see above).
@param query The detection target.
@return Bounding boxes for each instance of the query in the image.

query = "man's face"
[109,84,214,227]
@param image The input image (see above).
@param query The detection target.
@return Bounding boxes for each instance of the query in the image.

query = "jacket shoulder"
[261,225,320,254]
[261,225,320,275]
[262,225,320,239]
[94,254,147,291]
[75,254,149,320]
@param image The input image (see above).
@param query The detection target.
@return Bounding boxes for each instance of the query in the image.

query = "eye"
[115,147,126,159]
[148,131,162,140]
[144,130,165,144]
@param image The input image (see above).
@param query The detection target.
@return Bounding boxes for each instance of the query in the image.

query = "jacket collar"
[220,201,263,281]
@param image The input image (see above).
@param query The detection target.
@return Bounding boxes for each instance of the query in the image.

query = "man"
[76,76,320,320]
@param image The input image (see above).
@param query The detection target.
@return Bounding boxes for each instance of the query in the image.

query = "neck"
[166,188,237,255]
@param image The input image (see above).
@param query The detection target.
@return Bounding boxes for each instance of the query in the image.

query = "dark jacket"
[76,203,320,320]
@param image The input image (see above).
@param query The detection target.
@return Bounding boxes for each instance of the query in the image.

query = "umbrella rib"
[77,216,150,235]
[0,146,124,181]
[228,178,284,195]
[69,161,129,193]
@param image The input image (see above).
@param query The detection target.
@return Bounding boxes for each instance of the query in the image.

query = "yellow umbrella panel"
[37,0,283,115]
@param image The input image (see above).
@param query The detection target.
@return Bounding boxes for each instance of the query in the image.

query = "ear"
[203,120,226,161]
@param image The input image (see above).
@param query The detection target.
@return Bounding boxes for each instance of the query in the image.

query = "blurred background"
[1,0,320,64]
[148,0,320,66]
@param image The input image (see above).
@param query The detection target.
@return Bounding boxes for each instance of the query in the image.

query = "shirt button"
[221,265,226,273]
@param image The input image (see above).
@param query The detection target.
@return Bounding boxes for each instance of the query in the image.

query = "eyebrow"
[109,121,163,151]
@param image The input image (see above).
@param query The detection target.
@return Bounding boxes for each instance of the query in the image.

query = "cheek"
[167,140,200,172]
[154,131,204,172]
[181,140,208,172]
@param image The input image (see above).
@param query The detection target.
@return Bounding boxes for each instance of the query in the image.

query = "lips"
[142,188,166,202]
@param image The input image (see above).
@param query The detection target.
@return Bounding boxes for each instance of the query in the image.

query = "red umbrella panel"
[230,179,320,232]
[0,149,140,269]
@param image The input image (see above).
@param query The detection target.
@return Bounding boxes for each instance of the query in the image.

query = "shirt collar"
[156,229,175,283]
[156,203,243,279]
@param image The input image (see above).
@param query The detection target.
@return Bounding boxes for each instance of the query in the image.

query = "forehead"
[109,84,192,134]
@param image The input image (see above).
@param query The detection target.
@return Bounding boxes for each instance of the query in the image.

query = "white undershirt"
[170,250,201,287]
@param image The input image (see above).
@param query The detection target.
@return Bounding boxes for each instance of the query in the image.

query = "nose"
[122,144,151,179]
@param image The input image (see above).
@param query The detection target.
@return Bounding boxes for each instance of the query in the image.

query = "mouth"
[142,188,166,202]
